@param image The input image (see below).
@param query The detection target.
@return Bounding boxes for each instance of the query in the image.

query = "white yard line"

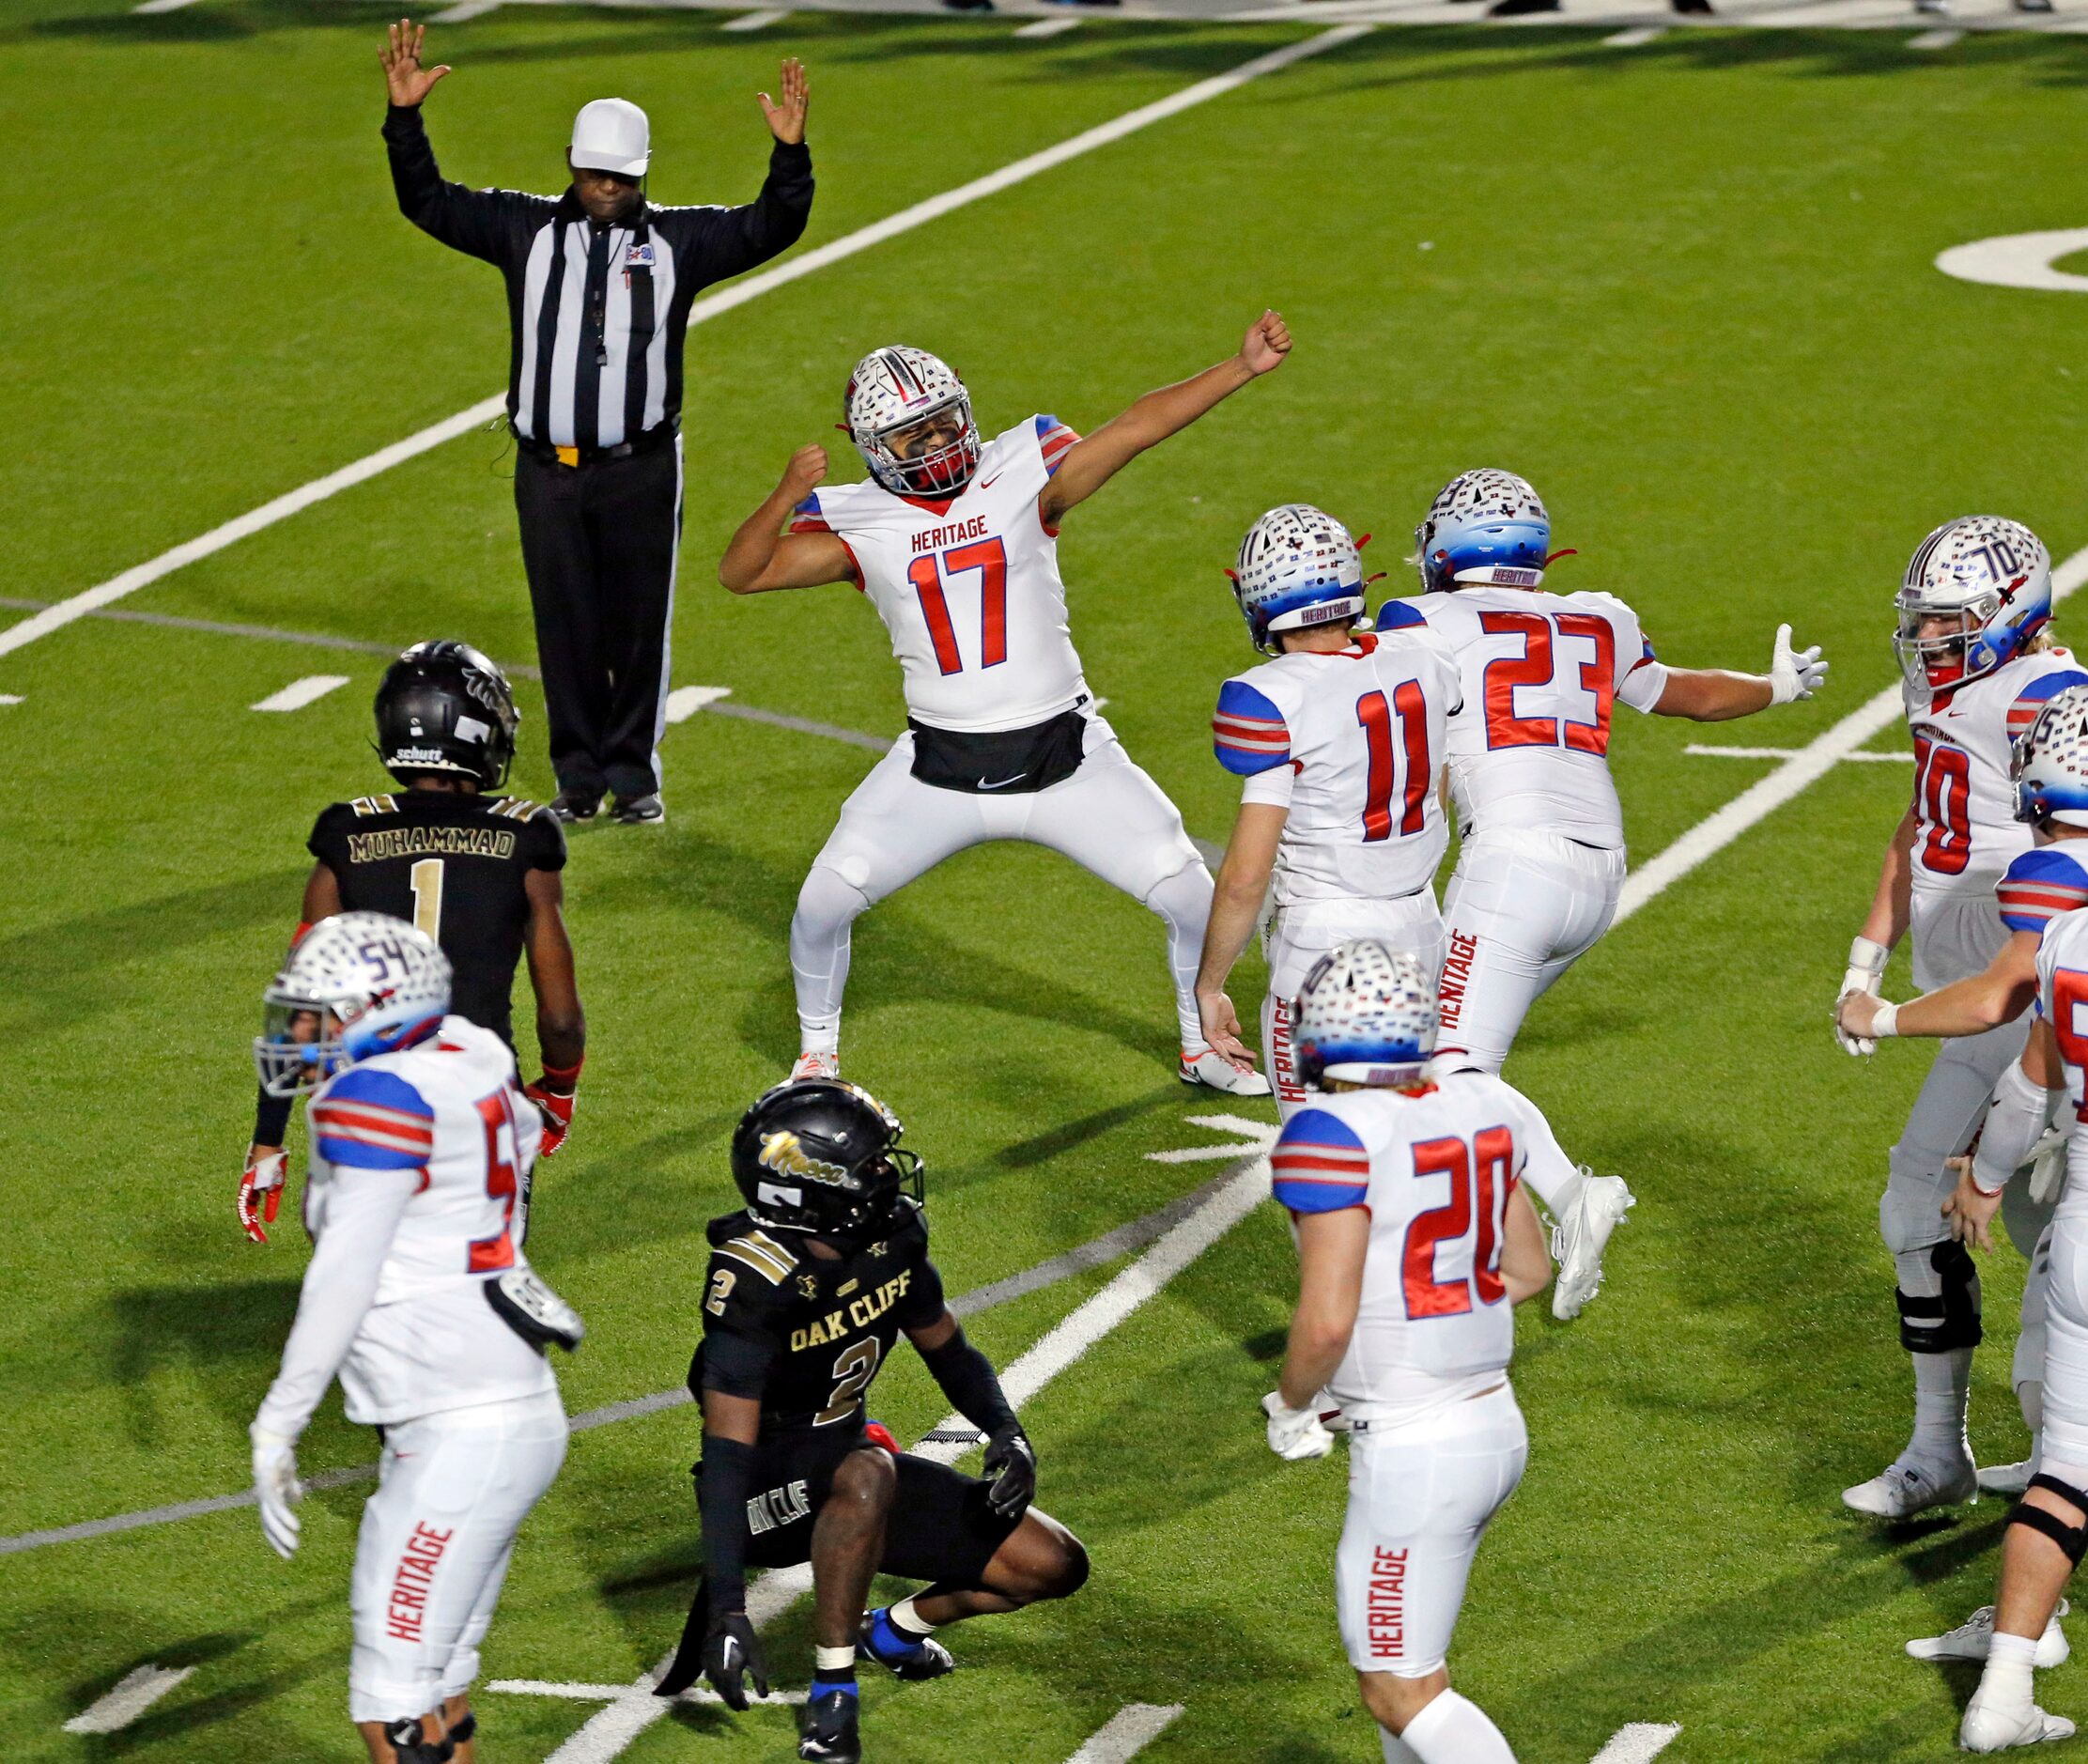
[250,674,351,713]
[1684,741,1910,763]
[0,695,21,706]
[530,1153,1272,1763]
[1910,23,1963,41]
[1614,543,2088,927]
[1066,1703,1186,1761]
[1938,226,2088,294]
[1017,13,1088,31]
[1590,1722,1683,1763]
[0,24,1365,669]
[430,0,507,18]
[662,684,733,722]
[721,6,791,23]
[1603,23,1665,39]
[62,1664,196,1734]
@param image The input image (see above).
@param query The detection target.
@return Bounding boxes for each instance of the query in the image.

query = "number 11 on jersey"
[1357,683,1431,843]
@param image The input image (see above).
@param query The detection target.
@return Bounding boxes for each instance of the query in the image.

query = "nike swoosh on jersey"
[976,773,1025,790]
[978,472,1004,489]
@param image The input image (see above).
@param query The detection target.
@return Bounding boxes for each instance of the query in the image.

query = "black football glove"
[982,1428,1037,1521]
[703,1612,768,1711]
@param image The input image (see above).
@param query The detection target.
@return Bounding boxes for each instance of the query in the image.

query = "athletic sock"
[1140,862,1214,1052]
[1395,1689,1516,1764]
[812,1644,858,1698]
[887,1597,936,1640]
[1980,1630,2039,1710]
[1910,1346,1974,1464]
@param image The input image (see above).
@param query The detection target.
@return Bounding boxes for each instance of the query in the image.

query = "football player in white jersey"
[1400,469,1827,1075]
[1830,518,2088,1522]
[1935,892,2088,1750]
[1261,940,1575,1764]
[719,314,1293,1094]
[249,913,581,1764]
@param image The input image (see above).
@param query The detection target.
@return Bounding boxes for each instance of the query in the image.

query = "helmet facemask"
[1895,599,1987,694]
[254,983,425,1096]
[864,399,980,498]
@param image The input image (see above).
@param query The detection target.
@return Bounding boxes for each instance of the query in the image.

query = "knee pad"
[1898,1241,1982,1354]
[1881,1160,1954,1257]
[796,862,872,926]
[1137,851,1209,916]
[2011,1474,2088,1566]
[382,1718,455,1764]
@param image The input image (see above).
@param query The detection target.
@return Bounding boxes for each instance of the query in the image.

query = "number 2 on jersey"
[1477,611,1616,754]
[1357,682,1431,843]
[1403,1127,1512,1319]
[908,537,1008,675]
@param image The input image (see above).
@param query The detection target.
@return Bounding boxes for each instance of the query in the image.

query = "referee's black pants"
[514,437,682,804]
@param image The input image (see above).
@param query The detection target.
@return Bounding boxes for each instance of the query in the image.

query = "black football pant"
[514,437,681,803]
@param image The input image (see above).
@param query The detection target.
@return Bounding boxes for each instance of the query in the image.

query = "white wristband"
[1871,1001,1898,1038]
[1848,936,1890,982]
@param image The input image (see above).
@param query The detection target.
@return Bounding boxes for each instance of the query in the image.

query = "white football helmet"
[2015,683,2088,830]
[844,347,981,497]
[1230,504,1372,656]
[1895,516,2053,699]
[1414,469,1553,593]
[1294,939,1437,1088]
[255,912,453,1097]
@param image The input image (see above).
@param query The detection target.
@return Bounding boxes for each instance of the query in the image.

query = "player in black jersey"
[238,641,587,1242]
[658,1080,1089,1764]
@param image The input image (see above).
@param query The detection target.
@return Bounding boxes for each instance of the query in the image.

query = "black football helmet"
[729,1079,923,1247]
[374,641,518,790]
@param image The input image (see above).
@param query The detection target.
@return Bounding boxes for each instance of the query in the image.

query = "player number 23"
[908,537,1008,676]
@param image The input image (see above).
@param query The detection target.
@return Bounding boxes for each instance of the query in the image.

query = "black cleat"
[611,792,666,826]
[549,789,602,825]
[858,1609,955,1681]
[798,1687,862,1762]
[1487,0,1563,14]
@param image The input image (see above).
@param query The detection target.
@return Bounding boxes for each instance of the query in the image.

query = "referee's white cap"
[570,98,651,177]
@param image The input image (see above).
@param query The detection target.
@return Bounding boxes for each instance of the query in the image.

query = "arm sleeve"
[891,1251,947,1332]
[1271,1107,1370,1214]
[1213,679,1291,776]
[253,1162,420,1438]
[697,1433,757,1613]
[663,141,813,290]
[527,808,568,874]
[1999,850,2088,935]
[916,1325,1020,1439]
[1242,763,1297,809]
[1615,618,1668,714]
[1973,1060,2066,1192]
[696,1321,780,1400]
[382,103,538,268]
[253,1084,294,1147]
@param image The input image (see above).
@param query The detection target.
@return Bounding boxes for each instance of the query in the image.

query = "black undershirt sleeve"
[915,1323,1019,1440]
[696,1433,757,1615]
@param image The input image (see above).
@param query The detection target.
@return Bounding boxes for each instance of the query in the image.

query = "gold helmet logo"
[759,1130,850,1188]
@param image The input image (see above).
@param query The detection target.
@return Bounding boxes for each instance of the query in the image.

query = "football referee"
[379,18,813,827]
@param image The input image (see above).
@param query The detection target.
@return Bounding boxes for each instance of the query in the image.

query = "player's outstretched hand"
[1262,1391,1334,1462]
[240,1144,288,1245]
[251,1426,302,1559]
[703,1612,769,1710]
[1198,990,1257,1071]
[1769,623,1829,704]
[1941,1156,2003,1253]
[380,18,451,109]
[982,1428,1037,1520]
[759,57,808,145]
[524,1077,577,1155]
[1240,309,1291,377]
[780,443,828,505]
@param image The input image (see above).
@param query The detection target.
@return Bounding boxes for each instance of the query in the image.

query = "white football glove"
[1768,623,1829,705]
[1262,1391,1335,1462]
[1835,936,1890,1057]
[251,1424,302,1560]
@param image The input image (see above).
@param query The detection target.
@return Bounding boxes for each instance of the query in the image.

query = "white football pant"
[1263,894,1446,1121]
[348,1388,568,1723]
[1338,1384,1527,1680]
[792,716,1210,1056]
[2033,1214,2088,1474]
[1432,830,1628,1075]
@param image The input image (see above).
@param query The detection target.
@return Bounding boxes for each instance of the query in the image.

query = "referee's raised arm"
[373,18,816,828]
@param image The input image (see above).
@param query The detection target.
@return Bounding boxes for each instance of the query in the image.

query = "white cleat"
[1180,1048,1274,1097]
[1910,1603,2070,1669]
[1550,1172,1634,1321]
[1843,1455,1978,1518]
[1962,1693,2077,1751]
[1982,1460,2038,1498]
[790,1052,841,1081]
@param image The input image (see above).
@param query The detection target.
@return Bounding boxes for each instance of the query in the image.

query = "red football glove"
[524,1079,578,1156]
[240,1146,288,1245]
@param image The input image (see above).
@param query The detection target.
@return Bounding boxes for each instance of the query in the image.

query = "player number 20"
[907,537,1009,676]
[1402,1127,1513,1320]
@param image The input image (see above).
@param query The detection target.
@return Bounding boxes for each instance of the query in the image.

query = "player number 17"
[908,537,1008,675]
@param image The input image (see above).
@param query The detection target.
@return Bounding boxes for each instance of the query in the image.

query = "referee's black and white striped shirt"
[384,105,812,453]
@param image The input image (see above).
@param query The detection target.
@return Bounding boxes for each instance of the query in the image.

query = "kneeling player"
[249,913,581,1764]
[661,1079,1088,1763]
[1261,940,1565,1762]
[1938,897,2088,1750]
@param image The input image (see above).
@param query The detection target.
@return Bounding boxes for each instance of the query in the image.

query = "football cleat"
[1549,1173,1634,1321]
[611,792,666,827]
[1180,1048,1274,1096]
[1910,1602,2070,1668]
[1982,1459,2038,1498]
[859,1608,956,1680]
[1843,1455,1979,1518]
[791,1052,841,1082]
[798,1687,862,1763]
[1962,1692,2076,1752]
[549,789,602,825]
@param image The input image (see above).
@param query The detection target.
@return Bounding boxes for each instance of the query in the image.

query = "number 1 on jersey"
[908,537,1008,675]
[1357,681,1431,843]
[409,858,444,940]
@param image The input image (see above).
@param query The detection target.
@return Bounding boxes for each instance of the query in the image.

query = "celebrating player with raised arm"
[1832,520,2088,1522]
[1400,470,1827,1075]
[1261,941,1567,1764]
[240,642,585,1246]
[659,1080,1087,1764]
[249,914,583,1764]
[719,314,1295,1095]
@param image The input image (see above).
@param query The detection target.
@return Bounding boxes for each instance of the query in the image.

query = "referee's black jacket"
[383,104,812,452]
